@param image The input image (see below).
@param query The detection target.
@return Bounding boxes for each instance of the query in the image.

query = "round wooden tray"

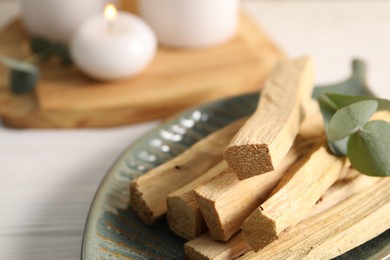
[0,12,284,128]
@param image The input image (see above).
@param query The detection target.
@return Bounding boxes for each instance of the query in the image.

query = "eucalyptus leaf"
[318,94,350,155]
[11,68,39,94]
[348,120,390,177]
[317,91,390,155]
[315,59,375,155]
[328,100,378,141]
[312,59,372,98]
[0,55,39,94]
[329,137,349,155]
[30,37,72,65]
[51,43,72,65]
[30,38,52,60]
[0,55,36,71]
[324,93,390,111]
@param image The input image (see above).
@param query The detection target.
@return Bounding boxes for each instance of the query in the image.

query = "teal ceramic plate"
[82,60,389,259]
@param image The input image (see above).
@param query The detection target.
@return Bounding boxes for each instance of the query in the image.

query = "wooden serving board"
[0,12,284,128]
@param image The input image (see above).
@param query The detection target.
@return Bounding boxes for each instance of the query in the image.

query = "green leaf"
[324,93,390,111]
[317,92,390,155]
[348,120,390,177]
[329,137,349,155]
[318,94,349,155]
[30,37,72,65]
[51,43,72,65]
[10,68,39,94]
[312,59,372,98]
[328,100,378,141]
[30,38,52,60]
[0,55,39,94]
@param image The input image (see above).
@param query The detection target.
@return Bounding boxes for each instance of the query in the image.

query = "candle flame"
[104,3,117,20]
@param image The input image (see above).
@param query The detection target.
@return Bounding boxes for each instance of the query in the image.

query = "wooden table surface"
[1,1,390,259]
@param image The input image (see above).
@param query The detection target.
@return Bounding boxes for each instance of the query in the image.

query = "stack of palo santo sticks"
[130,57,390,259]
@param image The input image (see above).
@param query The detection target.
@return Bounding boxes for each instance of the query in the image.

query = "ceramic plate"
[82,60,389,259]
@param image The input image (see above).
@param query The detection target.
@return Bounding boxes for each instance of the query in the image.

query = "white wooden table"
[1,1,390,259]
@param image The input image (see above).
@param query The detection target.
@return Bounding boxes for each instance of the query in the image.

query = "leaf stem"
[319,94,339,112]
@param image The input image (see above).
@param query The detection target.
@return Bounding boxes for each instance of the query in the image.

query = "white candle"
[70,4,157,81]
[138,0,239,48]
[21,0,109,43]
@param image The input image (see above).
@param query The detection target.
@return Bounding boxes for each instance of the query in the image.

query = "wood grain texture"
[167,161,227,240]
[0,11,284,128]
[299,98,324,139]
[224,57,315,180]
[130,118,245,224]
[194,138,313,242]
[184,232,250,260]
[304,169,380,220]
[183,169,379,260]
[239,177,390,259]
[241,141,345,252]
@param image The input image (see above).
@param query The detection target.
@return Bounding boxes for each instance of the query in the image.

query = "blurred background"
[1,0,389,98]
[1,0,389,259]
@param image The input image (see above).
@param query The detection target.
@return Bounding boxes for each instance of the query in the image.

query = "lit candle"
[138,0,239,48]
[70,4,157,81]
[21,0,108,43]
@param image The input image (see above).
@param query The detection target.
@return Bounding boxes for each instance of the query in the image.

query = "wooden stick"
[194,138,313,241]
[305,169,380,219]
[184,232,250,260]
[241,109,390,250]
[130,118,246,224]
[167,123,322,240]
[224,57,315,180]
[184,167,378,260]
[239,178,390,259]
[167,161,227,240]
[241,141,345,252]
[299,98,324,139]
[167,108,325,242]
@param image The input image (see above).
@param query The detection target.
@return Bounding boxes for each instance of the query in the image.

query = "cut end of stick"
[184,232,251,260]
[130,182,158,225]
[224,144,274,180]
[167,192,206,240]
[194,194,228,241]
[242,208,278,252]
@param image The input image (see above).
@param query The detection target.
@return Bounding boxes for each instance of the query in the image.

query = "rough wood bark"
[130,118,246,224]
[224,57,315,180]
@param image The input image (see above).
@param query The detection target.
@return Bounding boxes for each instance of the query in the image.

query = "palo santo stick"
[184,232,250,260]
[305,169,380,219]
[241,109,390,250]
[241,141,345,252]
[184,168,380,260]
[131,118,246,224]
[299,98,324,139]
[170,101,325,240]
[224,57,315,180]
[239,178,390,260]
[194,138,313,241]
[170,137,314,240]
[167,161,227,240]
